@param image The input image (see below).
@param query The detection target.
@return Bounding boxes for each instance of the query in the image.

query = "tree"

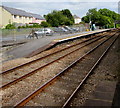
[44,9,74,27]
[45,11,60,27]
[97,15,113,27]
[40,21,51,27]
[82,8,120,28]
[98,8,120,21]
[61,9,74,24]
[86,8,101,24]
[82,16,90,23]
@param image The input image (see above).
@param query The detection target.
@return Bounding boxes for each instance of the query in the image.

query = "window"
[14,15,17,18]
[19,16,22,19]
[35,18,38,20]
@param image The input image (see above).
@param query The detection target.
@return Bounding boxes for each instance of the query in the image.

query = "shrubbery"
[5,23,16,29]
[40,21,51,27]
[5,23,42,29]
[5,22,51,29]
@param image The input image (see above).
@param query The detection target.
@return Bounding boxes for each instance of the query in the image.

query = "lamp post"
[89,15,92,31]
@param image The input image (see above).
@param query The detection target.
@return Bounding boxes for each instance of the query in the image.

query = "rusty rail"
[14,33,115,107]
[62,34,119,107]
[1,35,107,89]
[1,34,105,75]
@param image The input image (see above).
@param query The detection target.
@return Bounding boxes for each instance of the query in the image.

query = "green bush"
[17,23,41,29]
[5,23,16,29]
[32,23,41,28]
[41,21,51,27]
[116,24,120,28]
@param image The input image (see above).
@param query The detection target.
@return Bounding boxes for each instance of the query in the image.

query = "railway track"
[1,32,112,89]
[1,29,119,106]
[62,34,119,107]
[1,33,103,75]
[13,31,119,107]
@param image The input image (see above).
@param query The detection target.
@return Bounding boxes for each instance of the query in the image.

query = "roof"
[1,6,45,20]
[73,15,81,19]
[2,6,32,17]
[29,13,45,20]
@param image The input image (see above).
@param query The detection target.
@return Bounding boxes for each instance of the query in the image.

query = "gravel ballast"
[1,30,118,106]
[69,33,119,106]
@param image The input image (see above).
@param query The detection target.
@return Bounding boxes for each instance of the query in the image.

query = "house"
[0,6,46,28]
[73,15,81,24]
[30,13,46,24]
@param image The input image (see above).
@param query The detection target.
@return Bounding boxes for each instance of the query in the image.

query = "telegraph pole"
[89,15,92,31]
[118,1,120,14]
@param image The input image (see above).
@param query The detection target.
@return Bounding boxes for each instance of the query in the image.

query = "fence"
[1,24,95,42]
[1,28,37,41]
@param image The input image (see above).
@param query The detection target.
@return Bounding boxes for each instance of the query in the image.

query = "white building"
[73,15,81,24]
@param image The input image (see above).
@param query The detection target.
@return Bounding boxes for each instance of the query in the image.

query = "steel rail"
[0,34,105,75]
[14,33,115,107]
[0,35,107,90]
[62,34,119,108]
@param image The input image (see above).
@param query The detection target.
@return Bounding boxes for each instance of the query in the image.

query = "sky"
[1,0,120,18]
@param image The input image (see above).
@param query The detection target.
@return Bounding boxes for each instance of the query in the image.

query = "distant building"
[0,6,46,28]
[73,15,81,24]
[30,13,46,24]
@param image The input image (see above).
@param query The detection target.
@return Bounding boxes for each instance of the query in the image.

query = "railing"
[1,25,97,42]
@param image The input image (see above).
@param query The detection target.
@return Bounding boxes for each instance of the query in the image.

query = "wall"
[32,17,46,24]
[0,6,45,28]
[12,15,32,24]
[0,7,13,28]
[75,18,81,24]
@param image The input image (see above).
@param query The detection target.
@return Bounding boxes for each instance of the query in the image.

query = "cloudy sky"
[1,0,120,18]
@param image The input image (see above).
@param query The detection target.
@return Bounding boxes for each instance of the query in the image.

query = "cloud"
[69,0,119,2]
[2,0,120,2]
[2,1,119,18]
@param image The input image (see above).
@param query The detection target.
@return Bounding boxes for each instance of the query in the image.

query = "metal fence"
[1,24,96,42]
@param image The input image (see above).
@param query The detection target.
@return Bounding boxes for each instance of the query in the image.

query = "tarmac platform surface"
[83,81,117,107]
[5,29,110,60]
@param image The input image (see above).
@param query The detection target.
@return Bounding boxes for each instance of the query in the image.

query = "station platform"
[5,29,110,60]
[83,81,117,107]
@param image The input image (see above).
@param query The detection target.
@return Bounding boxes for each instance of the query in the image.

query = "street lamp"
[89,15,92,31]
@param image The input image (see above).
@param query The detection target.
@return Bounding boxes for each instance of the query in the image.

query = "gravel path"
[1,38,103,106]
[1,35,104,85]
[1,30,117,106]
[1,31,109,71]
[25,33,117,106]
[69,33,119,106]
